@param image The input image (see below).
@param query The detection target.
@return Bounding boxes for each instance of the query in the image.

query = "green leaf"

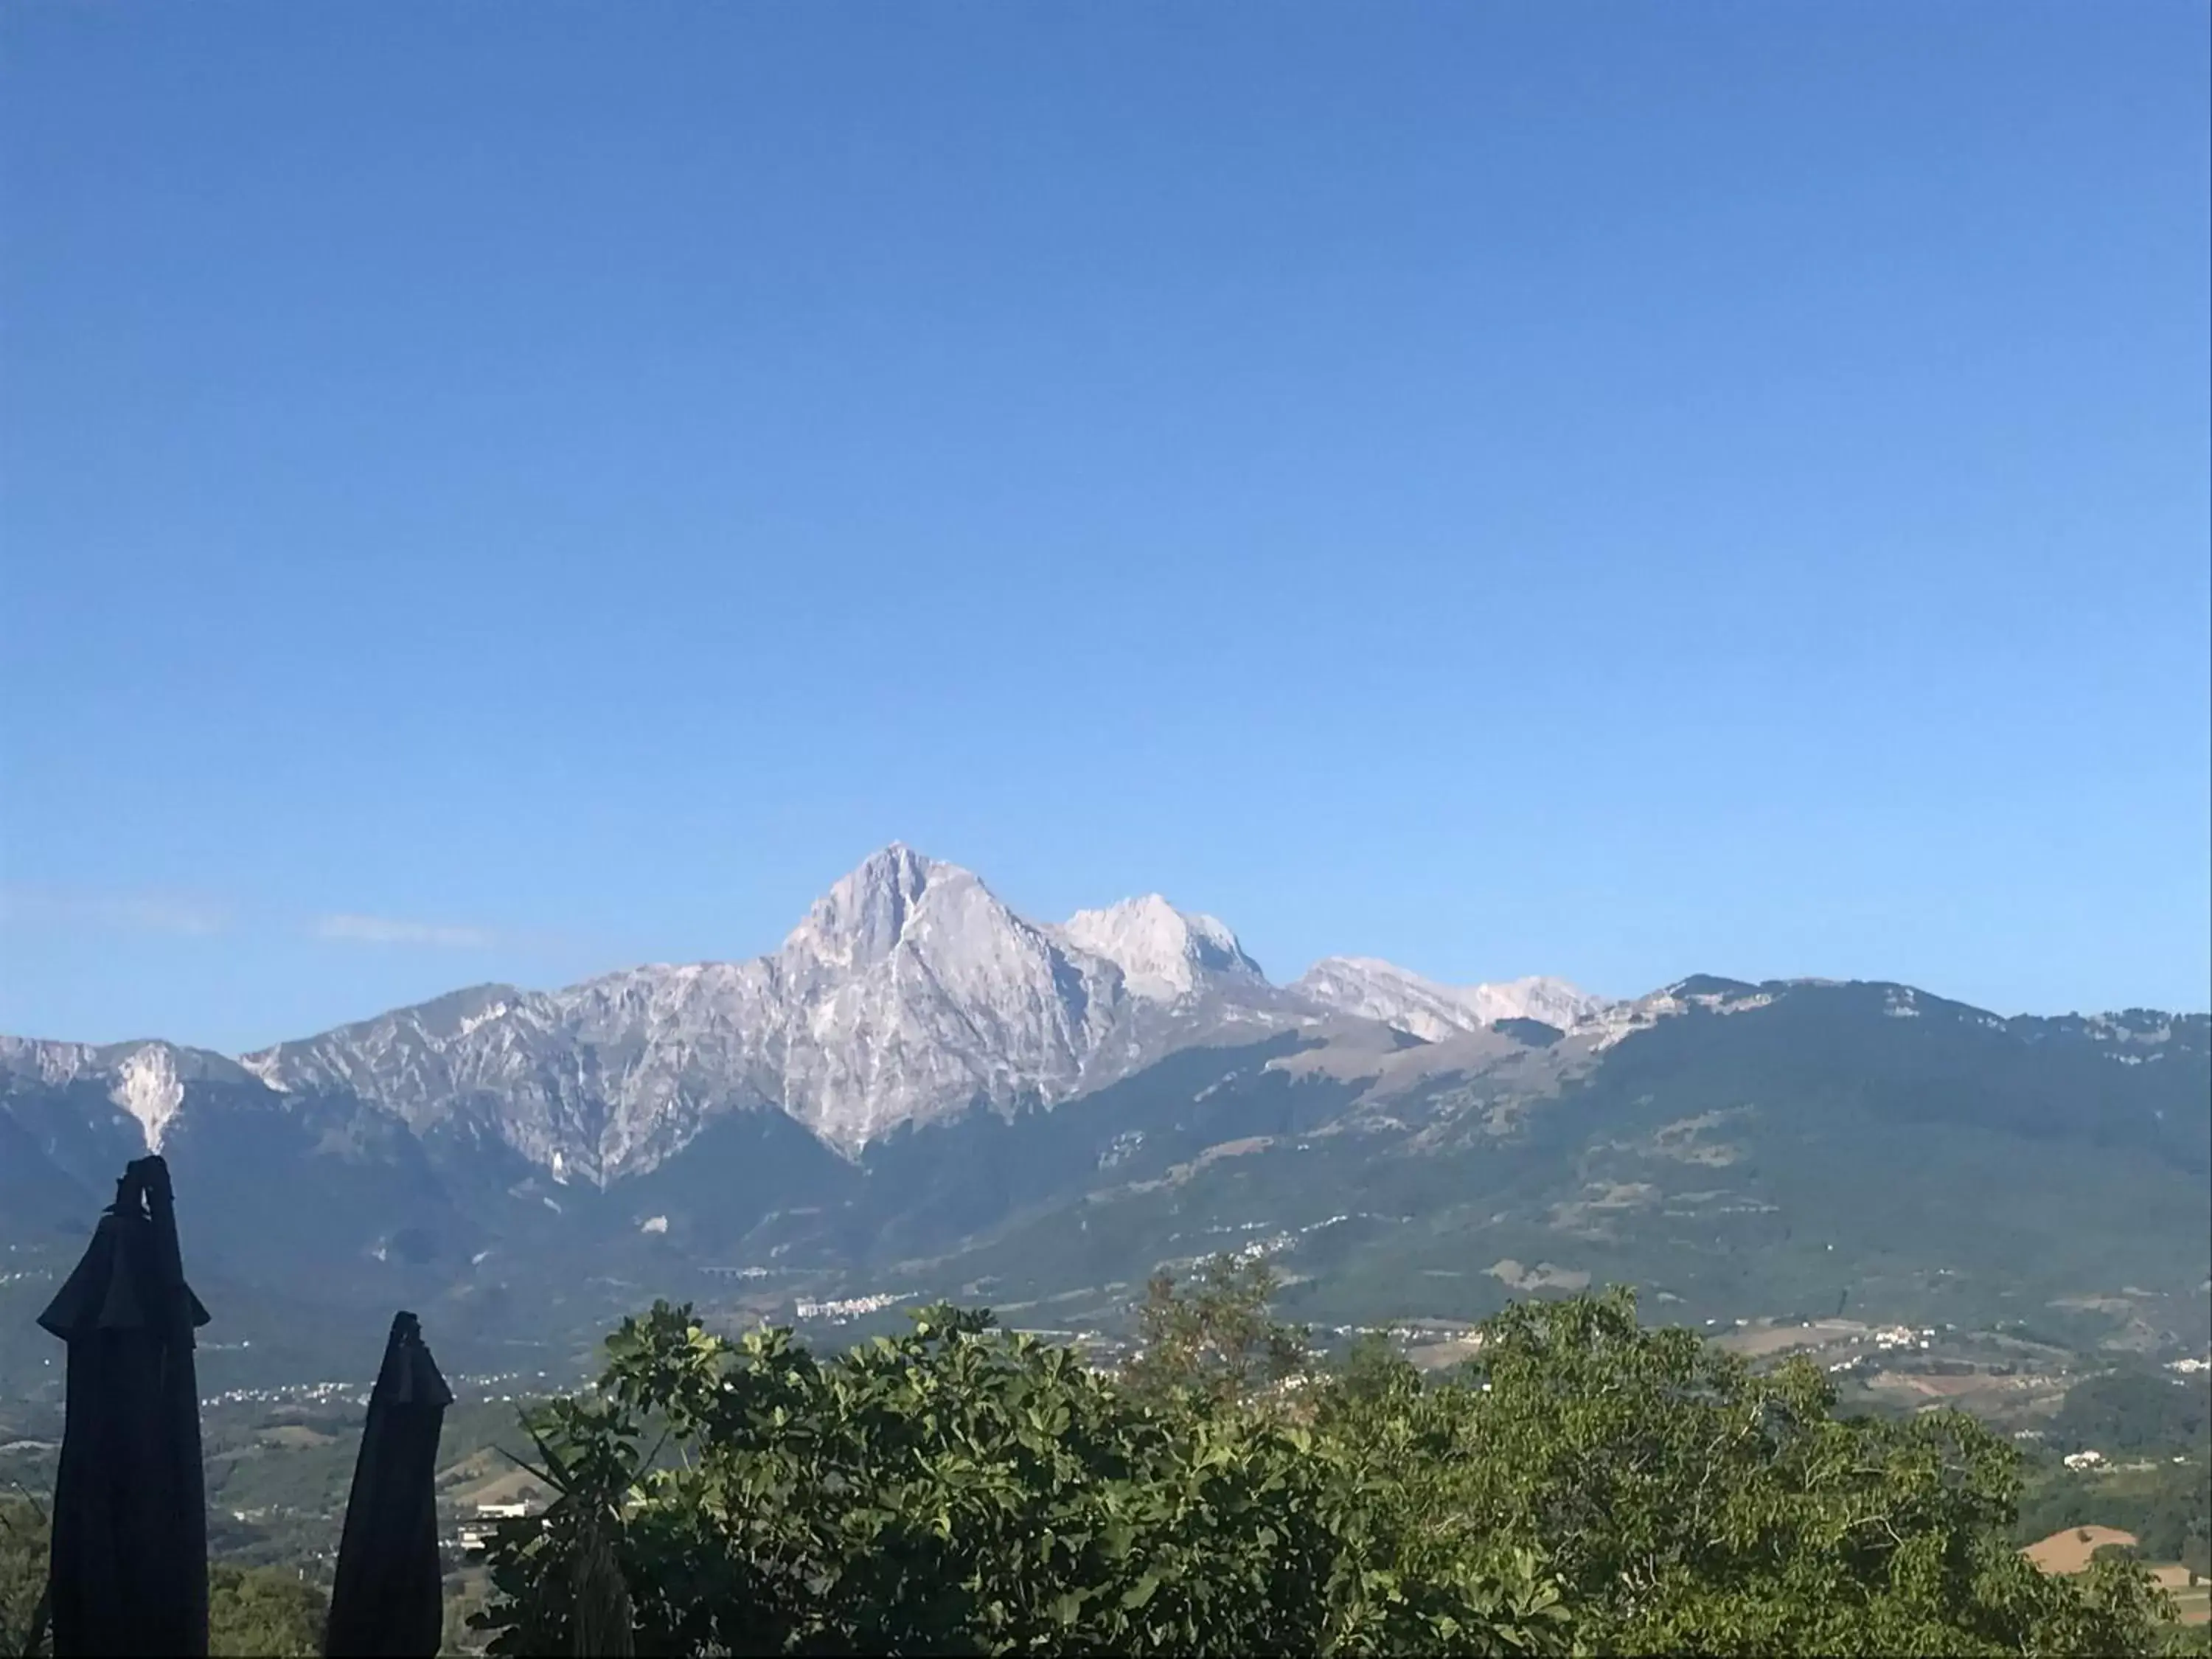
[1121,1571,1161,1610]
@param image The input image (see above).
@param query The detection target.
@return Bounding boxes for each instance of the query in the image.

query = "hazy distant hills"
[1,846,2205,1391]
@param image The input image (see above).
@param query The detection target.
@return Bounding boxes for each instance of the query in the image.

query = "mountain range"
[6,845,1602,1178]
[2,844,2205,1393]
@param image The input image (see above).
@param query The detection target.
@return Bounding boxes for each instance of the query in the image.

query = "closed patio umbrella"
[35,1153,212,1658]
[324,1311,453,1658]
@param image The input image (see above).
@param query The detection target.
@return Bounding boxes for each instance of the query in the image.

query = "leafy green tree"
[207,1563,327,1658]
[1425,1288,2172,1655]
[1121,1253,1310,1406]
[469,1284,2183,1658]
[475,1301,1568,1656]
[1326,1330,1421,1408]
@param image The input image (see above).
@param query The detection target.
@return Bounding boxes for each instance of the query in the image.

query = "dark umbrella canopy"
[36,1153,212,1658]
[325,1311,453,1658]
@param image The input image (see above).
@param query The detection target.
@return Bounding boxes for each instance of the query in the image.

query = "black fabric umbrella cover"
[325,1310,453,1658]
[35,1153,212,1658]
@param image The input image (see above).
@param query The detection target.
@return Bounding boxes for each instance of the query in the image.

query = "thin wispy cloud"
[0,887,233,937]
[313,914,500,949]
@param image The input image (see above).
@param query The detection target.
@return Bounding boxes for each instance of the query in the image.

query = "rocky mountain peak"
[1059,894,1265,1003]
[782,843,954,971]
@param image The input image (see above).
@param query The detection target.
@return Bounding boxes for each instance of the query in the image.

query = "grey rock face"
[240,846,1278,1178]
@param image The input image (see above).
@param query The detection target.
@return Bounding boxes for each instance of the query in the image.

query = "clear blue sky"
[3,2,2206,1050]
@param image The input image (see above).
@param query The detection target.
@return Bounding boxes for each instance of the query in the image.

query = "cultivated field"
[2021,1531,2210,1627]
[2023,1526,2140,1574]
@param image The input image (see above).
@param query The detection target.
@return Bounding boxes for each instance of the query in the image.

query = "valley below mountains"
[2,844,2206,1396]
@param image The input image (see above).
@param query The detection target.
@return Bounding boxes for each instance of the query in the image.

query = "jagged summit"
[782,843,954,970]
[1058,893,1265,1003]
[239,844,1133,1169]
[765,847,1121,1149]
